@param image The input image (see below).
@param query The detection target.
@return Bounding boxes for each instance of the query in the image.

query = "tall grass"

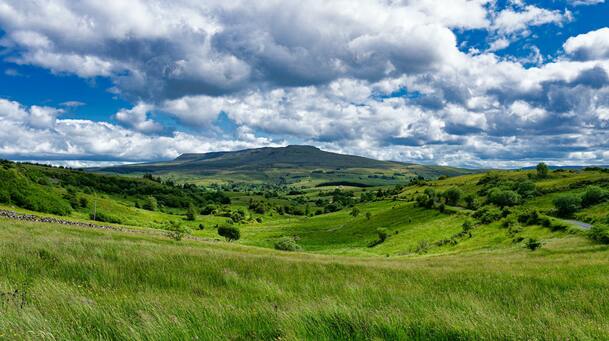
[1,219,608,340]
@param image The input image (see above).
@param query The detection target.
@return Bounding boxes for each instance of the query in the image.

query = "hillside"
[2,161,609,338]
[93,145,475,186]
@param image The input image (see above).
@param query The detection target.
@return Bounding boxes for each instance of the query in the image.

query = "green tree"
[365,212,372,220]
[350,206,360,218]
[444,187,463,206]
[186,203,197,221]
[218,225,240,242]
[536,162,549,178]
[142,196,158,211]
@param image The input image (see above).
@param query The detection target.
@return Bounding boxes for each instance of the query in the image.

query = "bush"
[581,186,607,208]
[142,196,158,211]
[218,225,240,241]
[186,203,197,221]
[167,221,190,241]
[90,211,122,224]
[415,240,431,254]
[350,207,360,218]
[525,238,542,251]
[473,206,502,224]
[444,187,463,206]
[368,228,389,247]
[200,205,217,215]
[274,237,302,251]
[553,195,581,217]
[487,189,521,207]
[464,194,479,210]
[588,226,609,244]
[517,180,537,198]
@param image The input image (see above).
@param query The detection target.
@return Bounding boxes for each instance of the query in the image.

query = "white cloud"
[492,5,570,34]
[114,102,162,133]
[564,27,609,61]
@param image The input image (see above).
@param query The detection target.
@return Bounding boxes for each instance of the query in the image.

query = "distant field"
[1,219,608,340]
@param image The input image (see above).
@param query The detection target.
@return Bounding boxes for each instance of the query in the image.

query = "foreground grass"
[1,219,609,340]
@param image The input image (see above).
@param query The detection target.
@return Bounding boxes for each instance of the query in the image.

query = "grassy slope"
[1,219,608,340]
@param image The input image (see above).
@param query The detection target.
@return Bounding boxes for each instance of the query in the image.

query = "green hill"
[93,145,475,186]
[2,161,609,339]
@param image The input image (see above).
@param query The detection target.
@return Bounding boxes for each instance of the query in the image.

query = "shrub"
[444,187,463,206]
[525,238,542,251]
[365,212,372,220]
[464,194,479,210]
[90,211,122,224]
[186,203,197,221]
[517,180,537,198]
[487,189,521,207]
[167,221,190,241]
[553,194,581,217]
[368,228,388,247]
[581,186,607,208]
[350,207,360,218]
[415,240,431,254]
[274,237,302,251]
[142,196,158,211]
[198,224,205,230]
[588,226,609,244]
[200,205,217,215]
[218,225,240,241]
[473,206,502,224]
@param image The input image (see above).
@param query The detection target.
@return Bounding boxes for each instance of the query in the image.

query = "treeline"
[0,160,229,216]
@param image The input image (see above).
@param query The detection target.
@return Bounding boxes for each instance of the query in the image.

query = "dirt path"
[563,219,593,230]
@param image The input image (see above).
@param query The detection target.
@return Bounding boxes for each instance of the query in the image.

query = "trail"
[563,219,593,230]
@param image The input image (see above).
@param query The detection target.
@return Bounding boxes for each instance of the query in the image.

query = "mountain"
[93,145,476,185]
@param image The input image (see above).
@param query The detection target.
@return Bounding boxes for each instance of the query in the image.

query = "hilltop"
[93,145,475,186]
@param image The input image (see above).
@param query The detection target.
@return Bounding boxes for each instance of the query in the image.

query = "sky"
[0,0,609,168]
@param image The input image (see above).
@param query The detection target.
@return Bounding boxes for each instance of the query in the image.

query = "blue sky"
[0,0,608,168]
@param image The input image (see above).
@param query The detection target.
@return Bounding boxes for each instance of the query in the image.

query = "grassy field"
[1,218,609,340]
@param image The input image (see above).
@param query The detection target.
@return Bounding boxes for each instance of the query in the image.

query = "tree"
[350,206,360,218]
[464,194,478,210]
[186,203,197,221]
[376,228,388,243]
[536,162,549,178]
[142,196,158,211]
[553,195,581,217]
[444,187,463,206]
[218,225,240,241]
[365,212,372,220]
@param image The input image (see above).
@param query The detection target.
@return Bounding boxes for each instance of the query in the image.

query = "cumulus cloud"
[564,28,609,61]
[0,98,278,161]
[114,102,163,133]
[0,1,608,167]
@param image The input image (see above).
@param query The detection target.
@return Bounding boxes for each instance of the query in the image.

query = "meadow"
[2,161,609,339]
[1,218,609,340]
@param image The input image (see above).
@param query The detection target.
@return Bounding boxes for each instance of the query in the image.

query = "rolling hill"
[93,145,475,185]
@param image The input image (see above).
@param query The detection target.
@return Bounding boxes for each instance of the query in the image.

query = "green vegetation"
[3,157,609,339]
[1,219,608,339]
